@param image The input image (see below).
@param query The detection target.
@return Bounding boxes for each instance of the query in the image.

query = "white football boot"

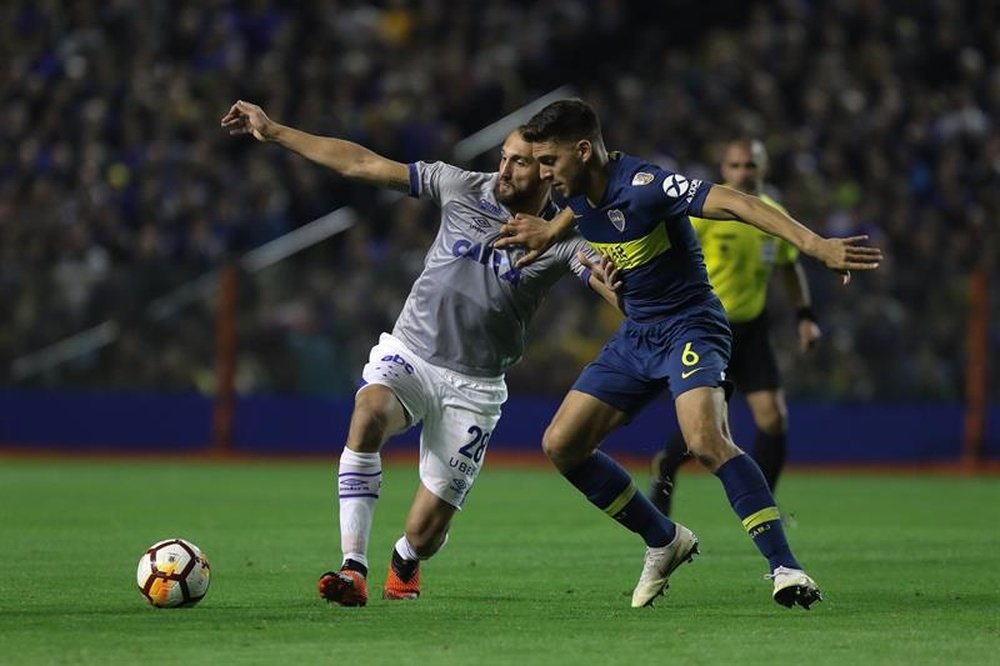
[631,524,699,608]
[769,566,822,609]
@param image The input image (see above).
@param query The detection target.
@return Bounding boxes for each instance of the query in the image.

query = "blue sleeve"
[681,179,711,218]
[632,165,713,219]
[407,163,421,198]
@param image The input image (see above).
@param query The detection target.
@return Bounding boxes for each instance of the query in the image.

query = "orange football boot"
[318,569,368,607]
[382,562,420,600]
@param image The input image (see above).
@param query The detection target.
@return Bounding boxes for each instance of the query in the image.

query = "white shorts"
[359,333,508,508]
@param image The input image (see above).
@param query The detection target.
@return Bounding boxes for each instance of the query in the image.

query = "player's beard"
[496,180,528,208]
[497,177,549,213]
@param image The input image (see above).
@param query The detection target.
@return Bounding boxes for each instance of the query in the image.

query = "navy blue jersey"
[566,152,719,322]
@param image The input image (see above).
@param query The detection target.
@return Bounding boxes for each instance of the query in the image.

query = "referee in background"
[649,138,821,516]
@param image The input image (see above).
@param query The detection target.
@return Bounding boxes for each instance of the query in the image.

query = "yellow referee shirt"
[689,193,798,323]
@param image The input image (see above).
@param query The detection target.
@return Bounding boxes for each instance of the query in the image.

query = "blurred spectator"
[1,0,996,400]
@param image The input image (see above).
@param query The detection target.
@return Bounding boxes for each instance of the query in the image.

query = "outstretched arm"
[701,185,882,283]
[221,100,410,192]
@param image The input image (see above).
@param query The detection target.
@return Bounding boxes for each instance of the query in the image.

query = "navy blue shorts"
[572,307,732,416]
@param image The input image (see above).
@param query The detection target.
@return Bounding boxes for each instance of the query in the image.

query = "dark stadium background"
[1,1,997,465]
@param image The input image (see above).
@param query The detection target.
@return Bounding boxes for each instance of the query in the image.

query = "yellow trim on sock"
[604,483,637,517]
[742,506,781,532]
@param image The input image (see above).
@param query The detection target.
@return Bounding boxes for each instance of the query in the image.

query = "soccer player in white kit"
[222,100,620,605]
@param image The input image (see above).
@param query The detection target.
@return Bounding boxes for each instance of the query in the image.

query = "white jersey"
[391,161,593,377]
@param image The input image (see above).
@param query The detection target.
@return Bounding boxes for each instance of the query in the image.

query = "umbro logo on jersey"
[662,174,690,198]
[607,209,626,232]
[466,216,493,234]
[631,172,654,186]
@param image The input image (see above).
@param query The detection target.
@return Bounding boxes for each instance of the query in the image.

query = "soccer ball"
[136,538,211,608]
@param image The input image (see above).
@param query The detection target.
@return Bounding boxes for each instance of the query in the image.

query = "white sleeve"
[408,161,480,206]
[550,233,597,285]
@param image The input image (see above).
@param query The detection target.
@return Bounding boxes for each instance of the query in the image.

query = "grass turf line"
[1,458,998,665]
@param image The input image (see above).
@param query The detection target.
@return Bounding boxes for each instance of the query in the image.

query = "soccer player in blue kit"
[496,99,882,609]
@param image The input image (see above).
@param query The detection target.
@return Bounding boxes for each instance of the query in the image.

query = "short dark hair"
[521,98,602,144]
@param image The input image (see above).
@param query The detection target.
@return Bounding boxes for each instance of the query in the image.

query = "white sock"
[394,531,448,562]
[394,535,420,562]
[338,448,382,569]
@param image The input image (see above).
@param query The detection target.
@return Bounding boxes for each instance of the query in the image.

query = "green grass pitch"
[1,456,998,665]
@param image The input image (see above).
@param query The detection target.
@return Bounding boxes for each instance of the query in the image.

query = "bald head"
[720,139,768,195]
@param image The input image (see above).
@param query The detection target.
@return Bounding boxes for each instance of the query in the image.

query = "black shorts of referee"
[726,309,781,394]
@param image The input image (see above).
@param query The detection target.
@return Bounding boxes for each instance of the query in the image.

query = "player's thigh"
[543,390,631,469]
[347,384,410,452]
[417,373,506,509]
[674,386,741,471]
[349,334,434,452]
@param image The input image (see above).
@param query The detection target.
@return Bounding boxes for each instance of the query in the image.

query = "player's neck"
[583,163,610,207]
[507,191,550,217]
[582,146,610,206]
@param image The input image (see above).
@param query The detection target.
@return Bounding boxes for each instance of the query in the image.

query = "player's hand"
[577,252,622,291]
[221,100,277,142]
[812,235,882,285]
[494,213,557,267]
[798,319,821,354]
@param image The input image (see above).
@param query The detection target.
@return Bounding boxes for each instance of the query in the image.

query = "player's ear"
[577,139,592,163]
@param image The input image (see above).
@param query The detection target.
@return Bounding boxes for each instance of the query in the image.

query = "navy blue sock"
[563,451,676,548]
[715,453,800,571]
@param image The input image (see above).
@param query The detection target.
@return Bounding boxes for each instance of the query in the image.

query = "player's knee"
[542,423,584,470]
[540,426,560,461]
[756,410,786,435]
[350,389,399,449]
[756,403,788,435]
[750,392,788,435]
[685,427,740,471]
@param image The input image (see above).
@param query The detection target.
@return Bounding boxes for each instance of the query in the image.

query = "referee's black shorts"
[727,310,781,393]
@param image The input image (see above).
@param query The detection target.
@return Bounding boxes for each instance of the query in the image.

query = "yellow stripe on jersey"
[603,482,638,517]
[587,223,672,271]
[690,193,798,323]
[741,506,782,532]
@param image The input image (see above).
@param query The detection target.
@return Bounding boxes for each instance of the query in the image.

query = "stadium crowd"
[2,0,997,399]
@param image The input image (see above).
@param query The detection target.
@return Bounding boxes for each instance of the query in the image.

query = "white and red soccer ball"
[136,538,211,608]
